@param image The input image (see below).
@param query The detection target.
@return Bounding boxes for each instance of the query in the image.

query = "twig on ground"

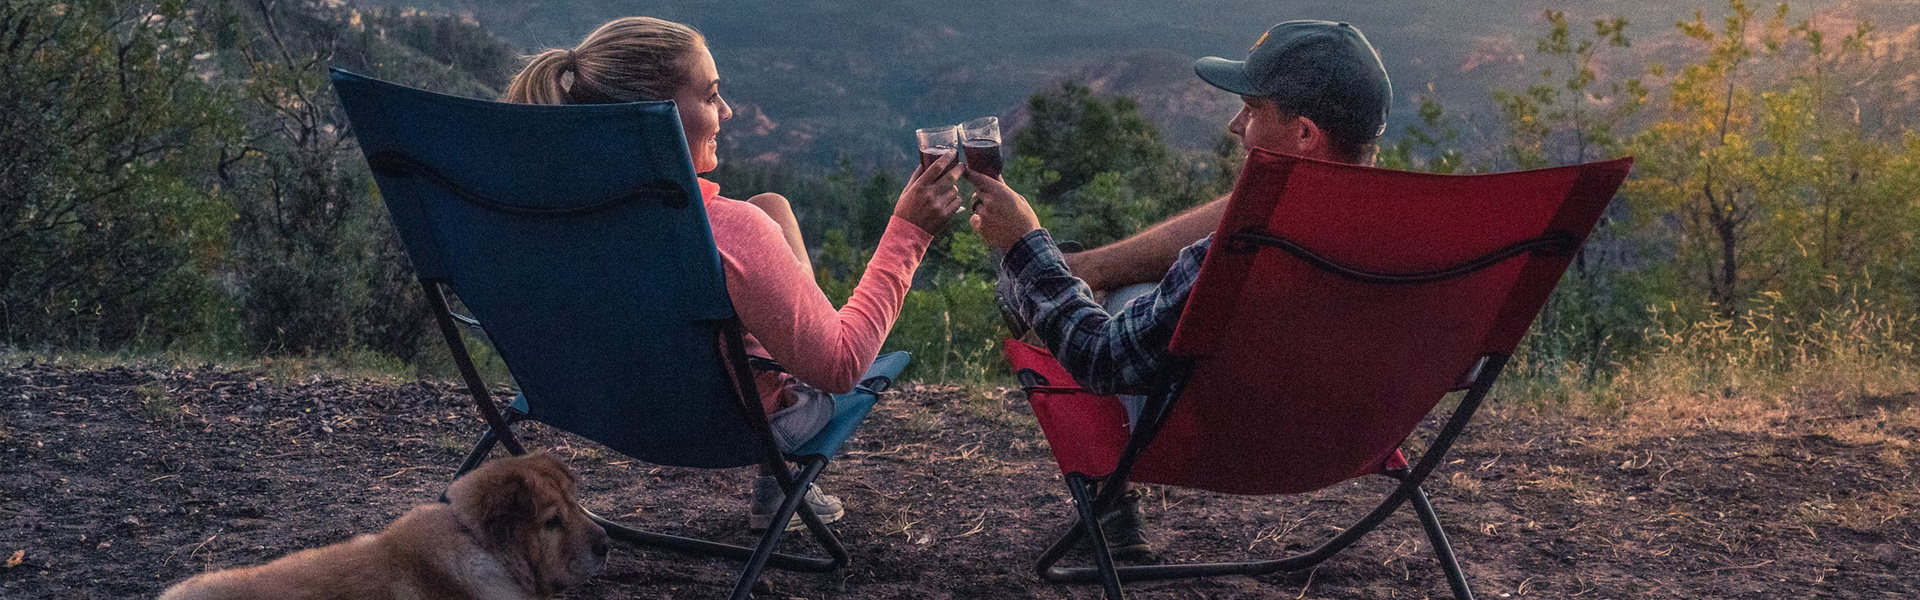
[956,510,990,538]
[1704,559,1775,573]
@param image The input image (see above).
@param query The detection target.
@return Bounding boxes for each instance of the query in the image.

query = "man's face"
[1227,95,1304,156]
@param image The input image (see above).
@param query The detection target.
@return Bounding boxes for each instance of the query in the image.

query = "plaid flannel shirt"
[999,229,1212,395]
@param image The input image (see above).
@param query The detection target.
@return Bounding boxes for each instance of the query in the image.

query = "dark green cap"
[1195,20,1392,142]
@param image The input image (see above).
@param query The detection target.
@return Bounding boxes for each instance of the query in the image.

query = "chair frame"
[1022,224,1582,600]
[422,275,886,600]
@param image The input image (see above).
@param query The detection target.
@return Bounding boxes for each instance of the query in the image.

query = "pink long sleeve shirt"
[698,178,933,416]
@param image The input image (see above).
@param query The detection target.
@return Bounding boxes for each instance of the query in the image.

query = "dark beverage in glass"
[920,145,957,169]
[915,124,961,173]
[959,116,1003,178]
[962,139,1002,178]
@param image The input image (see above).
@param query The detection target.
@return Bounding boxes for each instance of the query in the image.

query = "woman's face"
[674,45,731,173]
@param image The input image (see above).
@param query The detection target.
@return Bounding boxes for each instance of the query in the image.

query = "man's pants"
[1102,283,1158,432]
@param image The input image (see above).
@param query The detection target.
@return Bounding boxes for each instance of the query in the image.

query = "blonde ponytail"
[501,17,706,106]
[502,49,575,104]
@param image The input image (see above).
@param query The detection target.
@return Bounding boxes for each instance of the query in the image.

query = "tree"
[0,0,236,348]
[1009,82,1227,246]
[1486,10,1647,372]
[1628,0,1865,320]
[1377,89,1468,174]
[219,0,381,354]
[1012,82,1173,207]
[1494,11,1642,170]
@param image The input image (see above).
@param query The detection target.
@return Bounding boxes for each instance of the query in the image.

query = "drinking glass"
[916,125,962,170]
[959,116,1003,178]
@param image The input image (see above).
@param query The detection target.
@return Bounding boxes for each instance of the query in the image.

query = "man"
[966,19,1392,561]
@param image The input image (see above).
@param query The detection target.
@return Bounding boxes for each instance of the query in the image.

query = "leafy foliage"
[0,0,237,349]
[1011,82,1237,247]
[1,0,524,365]
[8,0,1919,401]
[1491,0,1920,396]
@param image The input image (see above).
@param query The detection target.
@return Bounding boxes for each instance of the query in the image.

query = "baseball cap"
[1195,20,1392,142]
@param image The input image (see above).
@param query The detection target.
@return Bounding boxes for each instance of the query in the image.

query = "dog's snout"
[589,519,611,557]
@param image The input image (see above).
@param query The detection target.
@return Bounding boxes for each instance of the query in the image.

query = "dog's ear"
[448,460,542,547]
[475,471,539,546]
[530,453,580,496]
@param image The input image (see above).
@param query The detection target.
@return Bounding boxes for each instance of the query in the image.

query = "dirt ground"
[1,362,1915,599]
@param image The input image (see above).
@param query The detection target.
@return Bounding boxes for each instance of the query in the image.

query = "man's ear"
[1295,116,1332,160]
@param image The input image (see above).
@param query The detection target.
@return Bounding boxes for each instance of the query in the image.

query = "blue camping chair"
[330,69,907,599]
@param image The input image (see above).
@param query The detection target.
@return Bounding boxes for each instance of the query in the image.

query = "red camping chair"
[1003,150,1633,600]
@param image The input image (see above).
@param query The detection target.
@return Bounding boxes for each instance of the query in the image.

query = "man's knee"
[1100,282,1158,313]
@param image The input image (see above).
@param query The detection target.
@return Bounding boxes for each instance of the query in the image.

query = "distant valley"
[349,0,1920,170]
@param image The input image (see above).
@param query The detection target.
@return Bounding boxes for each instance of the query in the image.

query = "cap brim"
[1194,56,1259,96]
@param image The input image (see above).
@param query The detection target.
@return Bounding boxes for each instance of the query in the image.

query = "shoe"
[749,476,844,532]
[1089,486,1156,562]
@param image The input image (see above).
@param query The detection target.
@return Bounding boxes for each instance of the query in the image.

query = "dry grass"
[1793,489,1917,533]
[0,347,422,385]
[1496,296,1920,445]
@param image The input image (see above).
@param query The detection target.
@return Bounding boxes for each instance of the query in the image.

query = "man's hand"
[964,169,1043,252]
[894,152,964,235]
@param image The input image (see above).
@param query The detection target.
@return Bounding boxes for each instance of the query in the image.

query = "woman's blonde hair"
[501,17,706,105]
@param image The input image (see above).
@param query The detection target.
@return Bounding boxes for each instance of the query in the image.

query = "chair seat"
[789,351,909,459]
[1009,339,1406,494]
[506,351,909,462]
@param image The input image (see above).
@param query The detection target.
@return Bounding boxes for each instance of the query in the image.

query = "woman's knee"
[747,192,791,214]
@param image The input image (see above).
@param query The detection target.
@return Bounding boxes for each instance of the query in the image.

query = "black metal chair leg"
[1067,475,1126,600]
[443,413,531,502]
[1409,485,1475,600]
[730,459,829,600]
[452,426,499,480]
[452,411,526,479]
[1035,516,1088,579]
[792,488,850,569]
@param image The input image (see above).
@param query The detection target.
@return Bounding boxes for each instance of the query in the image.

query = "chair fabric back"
[1151,151,1631,494]
[332,69,770,469]
[1013,151,1631,495]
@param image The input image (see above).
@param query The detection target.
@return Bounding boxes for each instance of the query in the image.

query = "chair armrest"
[746,356,786,373]
[450,311,482,329]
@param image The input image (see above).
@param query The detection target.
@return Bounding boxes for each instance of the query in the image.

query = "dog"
[160,453,610,600]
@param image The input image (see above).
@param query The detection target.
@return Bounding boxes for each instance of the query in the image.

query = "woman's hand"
[894,152,964,235]
[964,170,1042,252]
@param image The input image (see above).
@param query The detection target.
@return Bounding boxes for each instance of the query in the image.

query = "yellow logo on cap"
[1251,31,1270,51]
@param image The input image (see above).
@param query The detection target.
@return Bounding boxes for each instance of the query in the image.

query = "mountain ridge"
[347,0,1920,169]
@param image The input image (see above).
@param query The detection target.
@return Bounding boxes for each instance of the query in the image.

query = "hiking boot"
[749,476,844,532]
[1092,486,1156,563]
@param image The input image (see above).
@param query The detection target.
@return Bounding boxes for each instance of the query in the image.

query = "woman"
[502,17,962,531]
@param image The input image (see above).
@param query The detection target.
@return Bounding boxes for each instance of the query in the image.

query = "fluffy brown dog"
[160,453,610,600]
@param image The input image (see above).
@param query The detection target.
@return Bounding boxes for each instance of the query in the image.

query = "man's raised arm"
[1063,195,1228,292]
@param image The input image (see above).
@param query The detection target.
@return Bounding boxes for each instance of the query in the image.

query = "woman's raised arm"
[716,153,961,393]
